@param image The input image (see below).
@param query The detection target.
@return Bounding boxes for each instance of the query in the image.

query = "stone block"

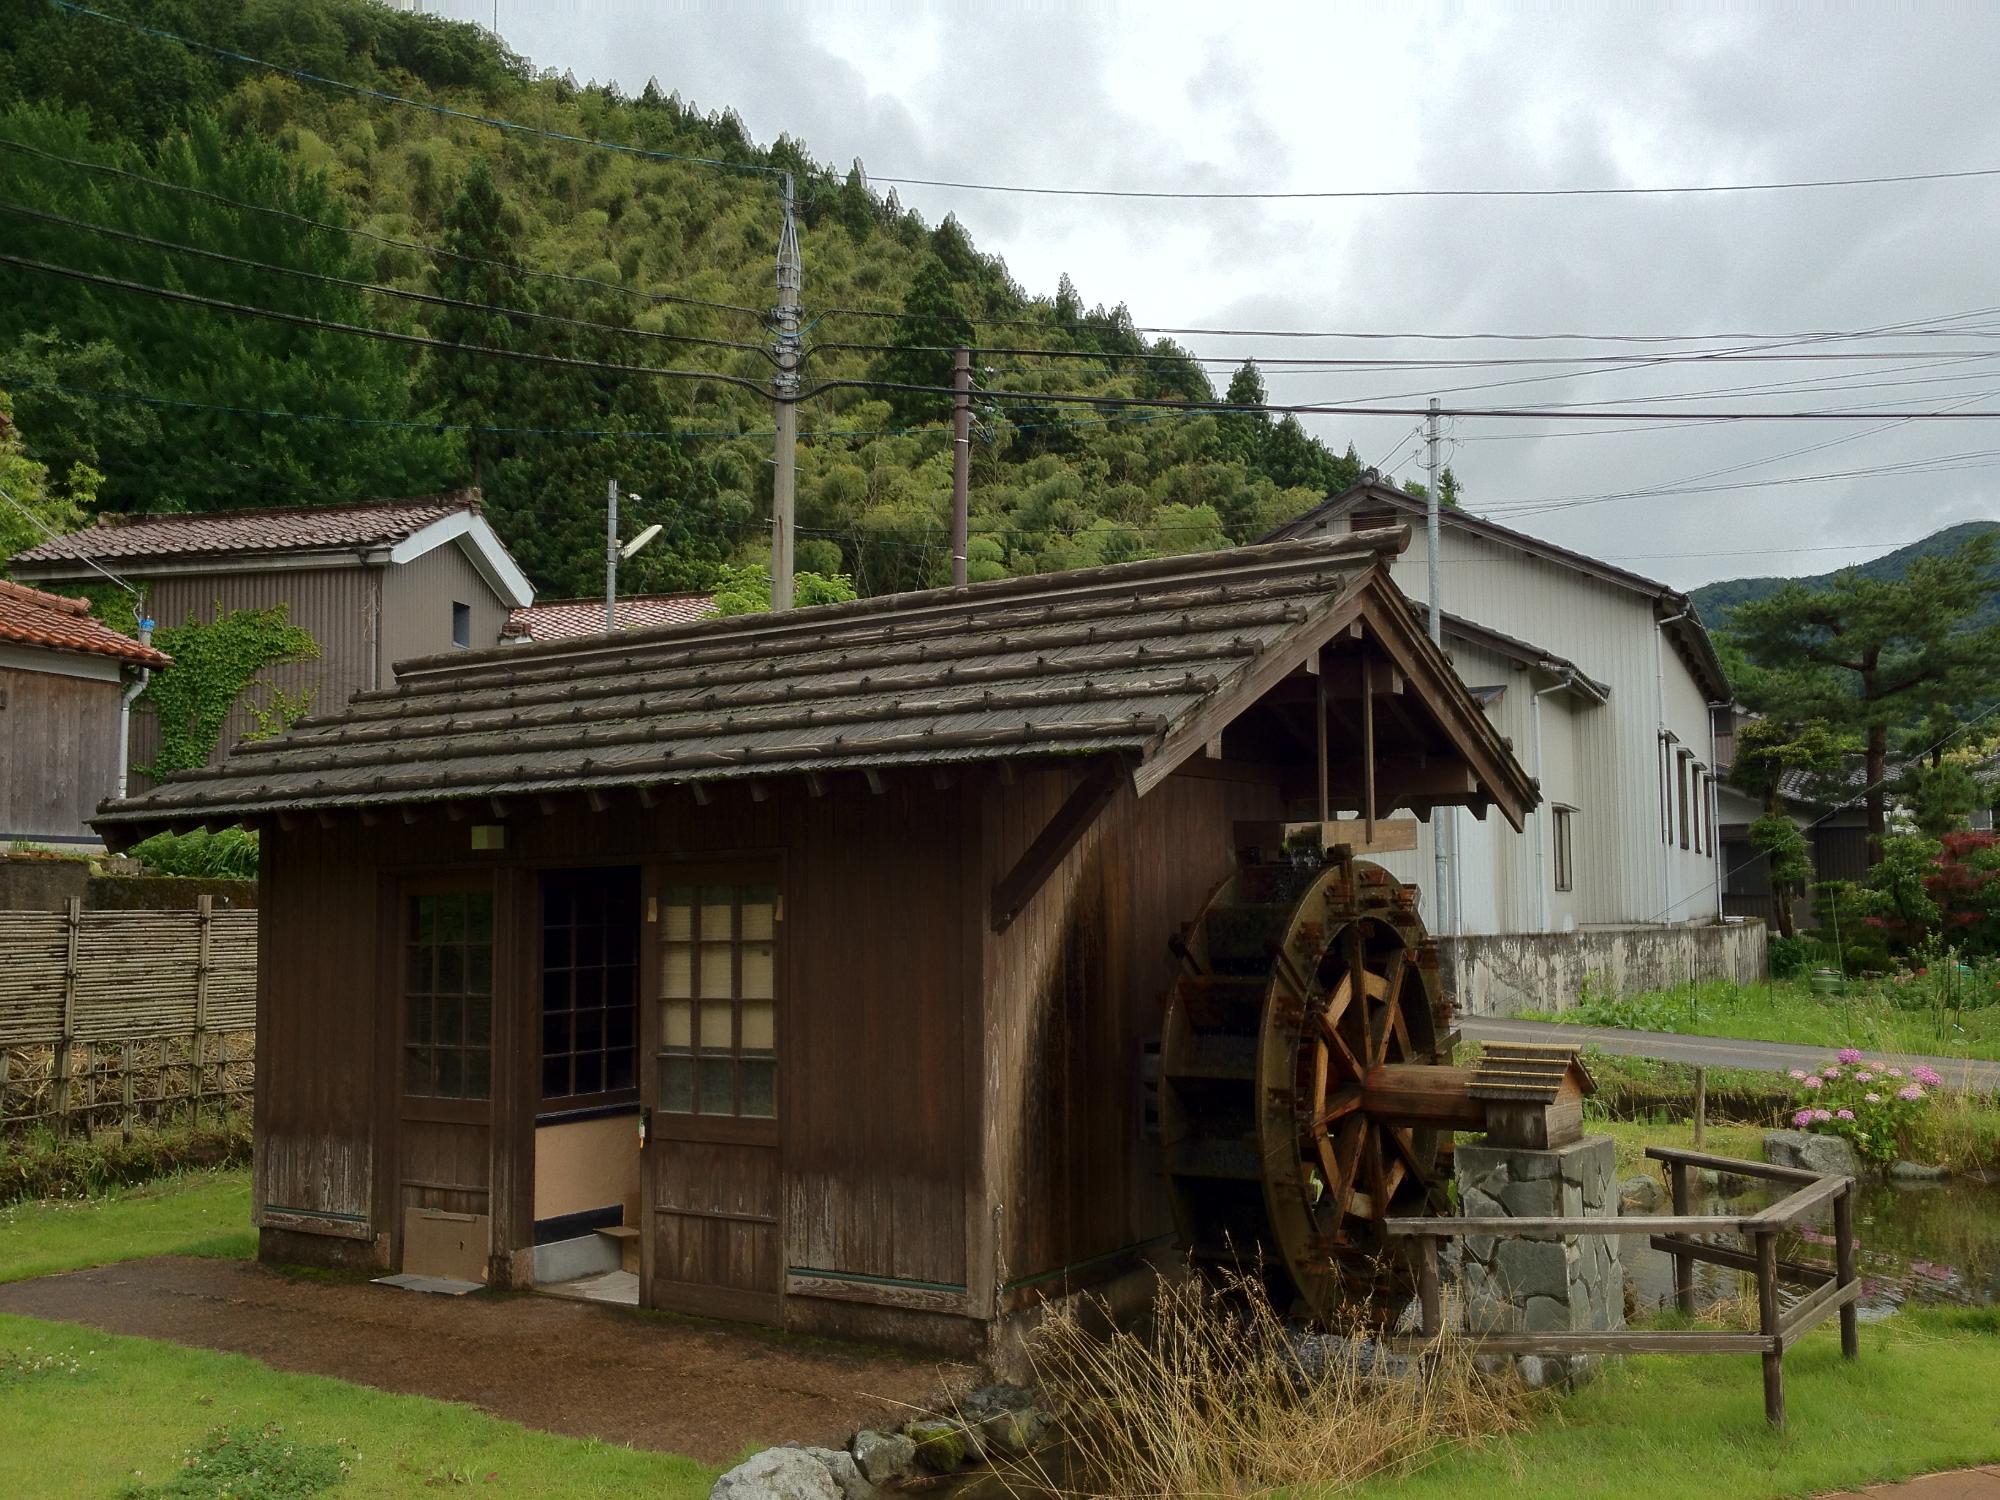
[1763,1129,1858,1179]
[850,1431,914,1486]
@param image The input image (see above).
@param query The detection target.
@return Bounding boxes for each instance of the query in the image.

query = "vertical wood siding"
[0,665,122,841]
[979,762,1281,1301]
[257,779,968,1306]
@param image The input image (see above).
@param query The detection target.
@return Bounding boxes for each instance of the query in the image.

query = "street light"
[605,484,652,630]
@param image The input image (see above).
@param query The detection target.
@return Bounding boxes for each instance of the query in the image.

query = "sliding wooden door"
[639,869,783,1322]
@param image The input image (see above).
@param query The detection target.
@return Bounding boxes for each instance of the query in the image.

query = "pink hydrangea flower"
[1804,1075,1824,1090]
[1898,1084,1925,1102]
[1792,1108,1814,1127]
[1886,1068,1904,1079]
[1836,1109,1855,1120]
[1811,1109,1834,1123]
[1822,1066,1841,1079]
[1865,1092,1882,1103]
[1837,1048,1864,1065]
[1912,1065,1944,1088]
[1855,1070,1874,1082]
[1788,1069,1808,1081]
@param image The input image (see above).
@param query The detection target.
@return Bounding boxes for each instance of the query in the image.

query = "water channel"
[1622,1171,2000,1318]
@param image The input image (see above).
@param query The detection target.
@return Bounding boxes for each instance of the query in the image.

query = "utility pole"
[770,171,802,610]
[1424,397,1450,938]
[605,477,619,630]
[950,346,971,587]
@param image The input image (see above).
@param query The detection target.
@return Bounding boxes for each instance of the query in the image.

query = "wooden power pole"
[950,347,971,587]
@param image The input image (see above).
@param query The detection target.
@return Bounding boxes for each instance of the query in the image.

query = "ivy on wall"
[139,605,319,778]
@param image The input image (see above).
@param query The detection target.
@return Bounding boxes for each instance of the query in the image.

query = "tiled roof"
[10,492,479,567]
[0,580,171,668]
[94,530,1539,834]
[504,593,716,642]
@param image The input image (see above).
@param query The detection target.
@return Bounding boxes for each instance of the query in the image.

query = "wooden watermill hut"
[94,527,1535,1357]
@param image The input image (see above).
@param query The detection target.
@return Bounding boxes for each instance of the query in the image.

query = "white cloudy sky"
[425,0,2000,590]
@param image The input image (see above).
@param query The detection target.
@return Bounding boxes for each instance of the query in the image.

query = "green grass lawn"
[0,1167,254,1285]
[1354,1307,2000,1500]
[0,1312,717,1499]
[1523,977,2000,1062]
[1580,1116,1768,1178]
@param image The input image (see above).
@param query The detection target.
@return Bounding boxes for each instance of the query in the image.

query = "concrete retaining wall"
[1442,920,1767,1018]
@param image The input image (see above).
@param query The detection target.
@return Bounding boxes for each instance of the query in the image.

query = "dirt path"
[0,1257,960,1465]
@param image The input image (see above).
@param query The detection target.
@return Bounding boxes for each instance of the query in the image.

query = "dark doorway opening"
[531,866,643,1302]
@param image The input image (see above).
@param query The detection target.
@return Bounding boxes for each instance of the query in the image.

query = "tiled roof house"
[10,492,534,788]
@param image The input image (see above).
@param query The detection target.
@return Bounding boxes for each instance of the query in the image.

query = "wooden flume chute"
[1159,837,1485,1321]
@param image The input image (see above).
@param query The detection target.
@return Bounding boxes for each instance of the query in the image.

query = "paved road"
[1461,1015,2000,1094]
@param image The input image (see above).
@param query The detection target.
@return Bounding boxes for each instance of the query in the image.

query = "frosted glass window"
[699,943,733,997]
[741,1001,774,1053]
[661,944,692,998]
[663,888,694,939]
[741,943,774,1000]
[654,878,780,1118]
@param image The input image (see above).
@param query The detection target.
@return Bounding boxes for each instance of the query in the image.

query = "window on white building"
[1553,806,1575,893]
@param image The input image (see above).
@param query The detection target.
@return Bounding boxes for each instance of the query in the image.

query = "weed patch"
[123,1425,351,1500]
[1,1116,251,1205]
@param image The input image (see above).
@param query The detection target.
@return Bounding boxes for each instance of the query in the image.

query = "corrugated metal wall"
[380,541,512,676]
[1335,519,1721,932]
[137,566,377,789]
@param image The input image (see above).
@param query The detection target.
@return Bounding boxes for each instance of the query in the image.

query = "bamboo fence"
[0,897,256,1135]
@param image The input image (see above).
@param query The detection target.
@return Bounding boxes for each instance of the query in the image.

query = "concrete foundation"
[1442,921,1766,1017]
[1455,1134,1622,1387]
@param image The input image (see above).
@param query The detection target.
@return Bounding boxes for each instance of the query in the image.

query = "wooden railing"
[1385,1146,1860,1428]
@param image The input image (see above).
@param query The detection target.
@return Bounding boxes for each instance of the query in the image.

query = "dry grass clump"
[1012,1271,1530,1499]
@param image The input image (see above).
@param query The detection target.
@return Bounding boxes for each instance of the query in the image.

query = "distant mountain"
[1691,520,2000,632]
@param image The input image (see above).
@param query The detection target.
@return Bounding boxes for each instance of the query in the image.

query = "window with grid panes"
[540,868,641,1108]
[405,892,494,1100]
[658,883,776,1118]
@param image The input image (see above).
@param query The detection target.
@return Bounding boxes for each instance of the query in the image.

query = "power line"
[810,303,2000,343]
[0,199,776,360]
[860,163,2000,203]
[0,480,142,596]
[49,0,779,180]
[0,134,771,323]
[806,337,2000,370]
[0,251,776,398]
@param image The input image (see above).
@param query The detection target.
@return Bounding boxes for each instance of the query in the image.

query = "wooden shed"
[96,528,1535,1356]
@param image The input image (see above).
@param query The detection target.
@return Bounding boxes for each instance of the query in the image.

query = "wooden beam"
[863,768,886,795]
[637,785,660,809]
[316,810,338,830]
[1362,655,1377,843]
[488,796,509,820]
[275,811,298,832]
[536,795,561,816]
[445,801,469,822]
[400,806,420,826]
[585,788,610,813]
[689,783,711,806]
[359,809,382,828]
[930,767,956,790]
[748,779,770,803]
[990,757,1127,934]
[804,772,825,798]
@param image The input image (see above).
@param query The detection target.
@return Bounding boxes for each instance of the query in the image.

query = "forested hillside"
[0,0,1366,600]
[1693,521,2000,634]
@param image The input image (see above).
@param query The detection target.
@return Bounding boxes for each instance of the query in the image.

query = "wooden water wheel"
[1159,848,1456,1321]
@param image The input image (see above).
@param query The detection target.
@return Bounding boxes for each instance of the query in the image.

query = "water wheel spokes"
[1159,853,1451,1325]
